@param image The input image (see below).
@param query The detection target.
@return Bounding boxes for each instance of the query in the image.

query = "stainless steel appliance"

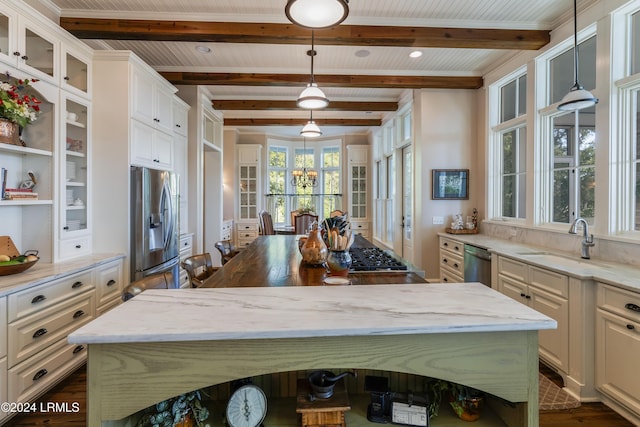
[130,166,179,288]
[463,244,491,287]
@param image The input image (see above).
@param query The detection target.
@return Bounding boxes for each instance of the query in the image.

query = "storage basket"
[0,236,39,276]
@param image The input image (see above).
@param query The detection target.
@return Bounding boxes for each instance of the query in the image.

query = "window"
[322,147,341,218]
[551,108,596,224]
[633,10,640,75]
[268,147,287,224]
[550,37,597,104]
[501,127,527,219]
[635,90,640,230]
[491,72,527,220]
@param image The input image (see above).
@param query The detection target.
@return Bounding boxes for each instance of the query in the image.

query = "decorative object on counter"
[423,379,484,421]
[0,167,6,199]
[226,379,267,427]
[0,236,39,276]
[135,389,209,427]
[432,169,469,200]
[445,209,479,234]
[300,222,328,265]
[308,370,356,399]
[472,208,478,229]
[450,213,464,230]
[0,73,41,146]
[326,249,352,276]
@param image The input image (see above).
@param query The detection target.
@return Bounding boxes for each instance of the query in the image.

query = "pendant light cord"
[572,0,581,89]
[309,30,316,84]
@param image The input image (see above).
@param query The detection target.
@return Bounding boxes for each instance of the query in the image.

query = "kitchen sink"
[518,252,610,270]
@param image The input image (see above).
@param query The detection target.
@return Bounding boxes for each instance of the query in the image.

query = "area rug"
[539,373,581,411]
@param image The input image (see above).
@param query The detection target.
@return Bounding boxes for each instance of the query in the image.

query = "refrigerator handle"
[161,178,174,251]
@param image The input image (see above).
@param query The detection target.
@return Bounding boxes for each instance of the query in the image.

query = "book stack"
[3,188,38,200]
[1,168,6,199]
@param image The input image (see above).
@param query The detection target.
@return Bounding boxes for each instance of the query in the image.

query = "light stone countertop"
[438,232,640,293]
[68,283,556,345]
[0,253,125,297]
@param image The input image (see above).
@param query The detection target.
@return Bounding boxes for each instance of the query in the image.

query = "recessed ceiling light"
[355,49,370,58]
[195,45,211,54]
[409,50,423,58]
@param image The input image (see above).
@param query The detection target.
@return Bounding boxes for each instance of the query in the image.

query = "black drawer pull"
[73,310,85,319]
[625,303,640,313]
[33,369,48,381]
[520,293,526,298]
[64,76,70,81]
[626,324,635,330]
[33,328,48,338]
[75,244,82,249]
[21,55,28,60]
[443,258,448,264]
[454,246,460,251]
[443,278,448,282]
[31,294,46,304]
[13,51,20,56]
[107,279,116,287]
[73,345,85,354]
[453,263,459,268]
[63,226,70,230]
[443,242,448,247]
[525,295,531,299]
[72,281,84,289]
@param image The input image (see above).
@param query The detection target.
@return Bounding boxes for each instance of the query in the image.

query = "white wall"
[413,89,479,280]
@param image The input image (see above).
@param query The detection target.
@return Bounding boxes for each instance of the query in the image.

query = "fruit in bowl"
[0,250,39,275]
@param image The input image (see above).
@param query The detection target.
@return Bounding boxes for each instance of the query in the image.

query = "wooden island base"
[297,379,351,427]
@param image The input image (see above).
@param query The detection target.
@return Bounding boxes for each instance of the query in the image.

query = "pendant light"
[298,31,329,109]
[301,111,323,137]
[285,0,349,29]
[557,0,598,111]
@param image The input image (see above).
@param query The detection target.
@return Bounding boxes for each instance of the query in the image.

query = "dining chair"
[294,213,319,235]
[259,209,276,235]
[122,271,174,301]
[181,253,218,287]
[215,240,240,265]
[330,210,345,218]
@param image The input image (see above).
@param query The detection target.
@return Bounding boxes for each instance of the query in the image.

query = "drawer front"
[8,270,94,322]
[9,293,94,366]
[598,283,640,323]
[96,297,120,317]
[237,230,258,239]
[351,222,370,230]
[59,236,92,259]
[179,234,193,254]
[497,256,528,282]
[95,260,123,307]
[529,266,568,298]
[440,266,464,284]
[440,251,464,276]
[236,223,259,232]
[0,357,6,424]
[237,239,254,249]
[439,237,464,257]
[9,338,87,404]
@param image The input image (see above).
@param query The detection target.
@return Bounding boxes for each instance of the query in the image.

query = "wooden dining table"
[202,235,426,288]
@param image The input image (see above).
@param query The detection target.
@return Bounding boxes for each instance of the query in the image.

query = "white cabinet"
[496,255,596,400]
[173,98,190,235]
[178,234,193,288]
[131,65,174,135]
[347,145,369,225]
[130,119,174,170]
[596,283,640,420]
[95,259,124,315]
[236,145,261,221]
[61,43,92,98]
[235,222,259,249]
[438,236,464,283]
[222,219,233,241]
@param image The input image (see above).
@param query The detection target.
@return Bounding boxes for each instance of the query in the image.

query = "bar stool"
[182,253,218,287]
[122,271,174,301]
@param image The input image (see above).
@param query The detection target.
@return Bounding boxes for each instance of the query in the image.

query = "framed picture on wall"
[432,169,469,200]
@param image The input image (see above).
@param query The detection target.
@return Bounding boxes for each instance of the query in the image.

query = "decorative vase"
[300,225,328,265]
[326,250,352,276]
[449,391,484,421]
[0,119,20,146]
[174,409,195,427]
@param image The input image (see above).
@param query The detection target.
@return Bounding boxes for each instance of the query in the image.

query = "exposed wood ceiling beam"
[162,72,483,89]
[59,18,550,50]
[224,118,381,126]
[212,100,398,111]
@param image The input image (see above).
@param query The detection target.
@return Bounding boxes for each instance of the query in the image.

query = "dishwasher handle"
[464,245,492,261]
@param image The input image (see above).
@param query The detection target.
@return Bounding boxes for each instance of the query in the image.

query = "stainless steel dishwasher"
[463,244,492,286]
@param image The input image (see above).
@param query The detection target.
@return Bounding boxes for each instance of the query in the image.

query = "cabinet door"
[61,46,91,97]
[153,130,173,170]
[497,275,528,303]
[0,9,17,68]
[154,85,174,134]
[131,67,155,124]
[596,309,640,414]
[130,120,154,167]
[530,286,569,371]
[239,165,258,219]
[18,19,56,84]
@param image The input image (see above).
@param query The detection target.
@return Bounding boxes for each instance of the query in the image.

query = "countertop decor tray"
[445,228,478,235]
[0,235,39,276]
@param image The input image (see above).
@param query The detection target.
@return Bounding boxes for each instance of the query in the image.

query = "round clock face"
[226,384,268,427]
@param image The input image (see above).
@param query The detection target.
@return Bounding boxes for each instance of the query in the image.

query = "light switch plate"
[432,216,444,225]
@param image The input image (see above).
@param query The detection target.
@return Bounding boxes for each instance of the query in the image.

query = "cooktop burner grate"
[348,247,408,271]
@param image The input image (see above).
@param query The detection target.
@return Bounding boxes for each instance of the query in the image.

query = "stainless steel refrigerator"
[130,166,180,288]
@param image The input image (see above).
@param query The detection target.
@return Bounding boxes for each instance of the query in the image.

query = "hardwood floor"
[4,364,635,426]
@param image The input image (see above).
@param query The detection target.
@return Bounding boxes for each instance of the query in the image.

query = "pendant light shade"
[285,0,349,29]
[558,0,598,112]
[301,111,322,137]
[298,83,329,109]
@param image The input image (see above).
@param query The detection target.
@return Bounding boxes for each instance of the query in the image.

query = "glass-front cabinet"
[60,94,90,240]
[237,145,262,220]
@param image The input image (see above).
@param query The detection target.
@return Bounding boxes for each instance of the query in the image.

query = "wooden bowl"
[0,257,39,275]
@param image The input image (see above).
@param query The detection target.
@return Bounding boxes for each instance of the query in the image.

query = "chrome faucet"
[568,218,595,259]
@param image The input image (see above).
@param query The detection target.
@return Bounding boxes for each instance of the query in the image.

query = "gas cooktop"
[348,247,408,272]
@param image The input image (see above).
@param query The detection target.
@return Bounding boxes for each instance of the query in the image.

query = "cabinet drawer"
[9,338,87,404]
[236,223,259,232]
[8,270,94,322]
[497,256,528,282]
[237,239,254,249]
[439,237,464,257]
[352,222,369,230]
[530,266,568,298]
[0,357,6,424]
[59,236,92,259]
[440,251,464,276]
[238,230,258,239]
[95,260,123,307]
[440,267,464,284]
[598,284,640,323]
[96,297,120,317]
[179,234,193,254]
[8,293,94,367]
[0,297,6,358]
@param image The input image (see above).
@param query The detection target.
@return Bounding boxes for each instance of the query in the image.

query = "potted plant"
[0,73,41,146]
[424,379,485,422]
[135,389,210,427]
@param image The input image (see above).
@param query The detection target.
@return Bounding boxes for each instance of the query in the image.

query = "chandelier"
[291,138,318,189]
[285,0,349,29]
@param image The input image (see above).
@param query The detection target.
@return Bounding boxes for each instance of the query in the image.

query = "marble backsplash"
[482,222,640,268]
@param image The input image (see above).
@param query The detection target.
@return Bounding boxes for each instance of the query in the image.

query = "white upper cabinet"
[61,43,92,98]
[131,66,175,135]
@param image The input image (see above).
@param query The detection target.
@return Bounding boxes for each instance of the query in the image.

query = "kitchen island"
[69,283,556,426]
[202,234,426,287]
